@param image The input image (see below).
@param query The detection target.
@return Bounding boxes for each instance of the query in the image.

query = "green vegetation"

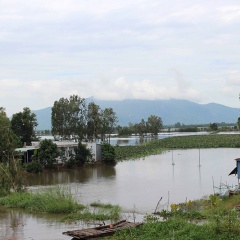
[38,139,58,168]
[117,115,163,137]
[11,107,38,145]
[51,95,118,142]
[102,143,116,163]
[0,186,83,213]
[115,144,164,161]
[0,186,122,222]
[108,195,240,240]
[0,111,20,163]
[73,142,92,165]
[62,202,121,223]
[0,159,25,197]
[25,161,43,173]
[152,134,240,149]
[115,134,240,160]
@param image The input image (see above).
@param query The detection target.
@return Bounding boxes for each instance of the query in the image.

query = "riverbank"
[108,194,240,240]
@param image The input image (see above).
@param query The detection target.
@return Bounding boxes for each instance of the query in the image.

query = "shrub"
[25,161,43,173]
[38,139,58,168]
[101,143,116,163]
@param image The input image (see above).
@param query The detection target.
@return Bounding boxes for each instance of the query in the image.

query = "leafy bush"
[25,161,43,173]
[73,142,91,166]
[101,143,116,163]
[38,139,59,168]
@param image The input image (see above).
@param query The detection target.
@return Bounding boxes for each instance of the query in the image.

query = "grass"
[108,218,240,240]
[108,194,240,240]
[90,201,120,209]
[62,201,122,222]
[0,187,122,222]
[0,186,83,214]
[62,205,122,223]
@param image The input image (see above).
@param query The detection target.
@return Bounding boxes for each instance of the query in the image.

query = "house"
[15,141,102,164]
[54,141,102,163]
[15,146,39,164]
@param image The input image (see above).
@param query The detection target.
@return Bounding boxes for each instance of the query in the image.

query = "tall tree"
[51,95,87,140]
[86,102,101,141]
[133,119,147,137]
[38,139,58,168]
[11,107,37,146]
[0,107,6,116]
[99,108,118,142]
[0,110,20,163]
[147,115,163,135]
[237,117,240,129]
[209,122,218,131]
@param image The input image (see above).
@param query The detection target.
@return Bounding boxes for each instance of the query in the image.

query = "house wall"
[55,141,101,162]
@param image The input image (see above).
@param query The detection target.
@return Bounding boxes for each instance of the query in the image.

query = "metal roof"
[15,147,38,152]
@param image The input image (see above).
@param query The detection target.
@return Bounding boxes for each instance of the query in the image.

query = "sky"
[1,0,240,116]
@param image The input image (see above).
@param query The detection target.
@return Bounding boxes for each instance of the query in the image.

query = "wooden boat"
[62,219,143,239]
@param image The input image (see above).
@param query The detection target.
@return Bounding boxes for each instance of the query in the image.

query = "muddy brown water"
[0,148,239,240]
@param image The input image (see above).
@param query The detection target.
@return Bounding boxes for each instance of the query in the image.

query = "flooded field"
[0,148,239,240]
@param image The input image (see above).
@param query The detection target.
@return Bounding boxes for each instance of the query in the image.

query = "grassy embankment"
[114,134,240,160]
[0,186,121,222]
[107,194,240,240]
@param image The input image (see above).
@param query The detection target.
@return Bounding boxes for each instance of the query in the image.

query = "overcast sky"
[1,0,240,116]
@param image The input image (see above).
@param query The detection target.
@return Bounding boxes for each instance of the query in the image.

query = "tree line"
[51,95,118,143]
[0,95,164,165]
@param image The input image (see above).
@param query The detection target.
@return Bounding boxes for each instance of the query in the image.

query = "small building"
[15,141,102,164]
[15,146,39,164]
[229,158,240,188]
[54,141,102,163]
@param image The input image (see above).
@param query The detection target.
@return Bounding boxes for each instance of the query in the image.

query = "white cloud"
[0,0,240,116]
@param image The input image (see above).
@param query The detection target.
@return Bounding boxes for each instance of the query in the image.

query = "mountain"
[33,99,239,130]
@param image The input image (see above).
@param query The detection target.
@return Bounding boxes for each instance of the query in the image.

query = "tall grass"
[0,187,122,222]
[0,186,84,213]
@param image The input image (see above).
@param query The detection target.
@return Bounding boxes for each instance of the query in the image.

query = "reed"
[0,186,84,214]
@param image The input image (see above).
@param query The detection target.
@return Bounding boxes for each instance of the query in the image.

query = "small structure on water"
[228,158,240,194]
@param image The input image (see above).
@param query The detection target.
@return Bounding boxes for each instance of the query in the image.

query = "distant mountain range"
[33,99,240,130]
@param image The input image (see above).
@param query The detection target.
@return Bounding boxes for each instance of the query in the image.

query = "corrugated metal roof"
[15,147,38,152]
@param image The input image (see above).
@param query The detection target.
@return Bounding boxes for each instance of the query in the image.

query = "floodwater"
[1,148,239,240]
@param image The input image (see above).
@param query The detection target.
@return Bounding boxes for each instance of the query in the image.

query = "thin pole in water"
[172,150,175,165]
[198,148,201,167]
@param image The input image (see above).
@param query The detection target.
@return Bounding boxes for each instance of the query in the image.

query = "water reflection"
[1,148,240,239]
[0,206,83,240]
[26,166,116,186]
[0,207,25,240]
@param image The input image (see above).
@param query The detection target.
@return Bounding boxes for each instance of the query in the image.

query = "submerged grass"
[90,201,119,209]
[114,144,165,161]
[62,201,122,222]
[62,205,121,223]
